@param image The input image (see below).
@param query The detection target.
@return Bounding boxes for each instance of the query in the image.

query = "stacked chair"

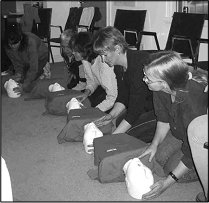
[21,4,53,63]
[49,6,100,63]
[114,9,147,50]
[196,38,208,71]
[138,12,206,69]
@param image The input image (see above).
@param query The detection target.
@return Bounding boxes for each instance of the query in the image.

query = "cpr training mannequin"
[48,83,65,92]
[4,79,21,98]
[83,122,103,154]
[66,98,82,113]
[123,158,154,200]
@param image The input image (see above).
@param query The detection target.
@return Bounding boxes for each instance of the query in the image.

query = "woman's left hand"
[142,178,169,200]
[94,114,113,127]
[13,84,23,95]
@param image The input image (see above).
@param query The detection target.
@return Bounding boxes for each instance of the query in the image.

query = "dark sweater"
[5,32,48,92]
[115,49,154,125]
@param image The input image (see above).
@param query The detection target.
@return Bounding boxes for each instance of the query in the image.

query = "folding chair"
[33,8,53,63]
[20,4,40,33]
[49,6,97,63]
[114,9,147,49]
[139,12,206,68]
[49,6,83,59]
[77,7,95,32]
[196,38,208,71]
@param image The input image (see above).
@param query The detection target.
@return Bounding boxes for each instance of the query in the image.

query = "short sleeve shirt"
[153,79,208,168]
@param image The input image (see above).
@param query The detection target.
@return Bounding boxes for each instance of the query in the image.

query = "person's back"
[4,24,49,92]
[21,32,48,60]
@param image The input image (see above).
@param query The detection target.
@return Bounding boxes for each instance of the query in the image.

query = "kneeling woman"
[4,23,49,93]
[139,51,208,200]
[70,31,118,112]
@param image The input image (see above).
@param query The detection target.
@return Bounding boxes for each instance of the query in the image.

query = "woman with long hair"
[139,51,208,200]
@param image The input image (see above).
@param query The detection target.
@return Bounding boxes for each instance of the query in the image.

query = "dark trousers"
[116,110,156,143]
[88,85,107,109]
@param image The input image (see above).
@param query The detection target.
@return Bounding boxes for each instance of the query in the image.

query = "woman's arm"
[83,60,98,94]
[142,161,189,200]
[113,119,131,134]
[109,102,126,119]
[5,48,24,77]
[95,63,118,112]
[139,121,170,161]
[151,121,170,147]
[94,102,126,127]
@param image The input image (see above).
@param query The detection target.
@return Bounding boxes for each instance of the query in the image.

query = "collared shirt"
[83,56,118,112]
[153,79,208,168]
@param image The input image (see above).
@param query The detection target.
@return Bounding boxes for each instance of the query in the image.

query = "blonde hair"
[144,51,208,91]
[93,26,129,55]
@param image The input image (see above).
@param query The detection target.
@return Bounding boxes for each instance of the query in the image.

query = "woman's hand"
[138,144,157,162]
[13,83,23,95]
[94,114,113,127]
[76,94,88,103]
[76,89,91,103]
[142,178,169,200]
[12,73,22,82]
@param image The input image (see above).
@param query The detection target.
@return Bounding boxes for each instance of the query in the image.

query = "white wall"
[107,1,208,62]
[46,1,207,63]
[198,20,208,62]
[46,1,80,62]
[107,1,178,50]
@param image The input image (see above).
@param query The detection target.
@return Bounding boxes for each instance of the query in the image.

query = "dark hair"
[70,31,97,62]
[5,23,28,51]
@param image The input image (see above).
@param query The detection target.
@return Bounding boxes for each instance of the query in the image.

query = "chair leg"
[47,40,54,64]
[49,46,54,64]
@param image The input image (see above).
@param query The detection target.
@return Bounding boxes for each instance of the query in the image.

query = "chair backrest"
[166,12,205,57]
[114,9,147,33]
[21,4,41,33]
[91,7,102,27]
[64,7,83,31]
[114,9,147,46]
[78,7,95,32]
[36,8,52,39]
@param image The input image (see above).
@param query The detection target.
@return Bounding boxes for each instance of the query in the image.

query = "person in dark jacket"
[4,23,49,93]
[93,26,154,141]
[139,51,208,200]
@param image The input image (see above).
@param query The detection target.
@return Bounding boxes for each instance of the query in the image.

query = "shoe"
[196,192,207,202]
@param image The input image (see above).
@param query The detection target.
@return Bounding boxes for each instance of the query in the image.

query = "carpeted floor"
[1,62,203,201]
